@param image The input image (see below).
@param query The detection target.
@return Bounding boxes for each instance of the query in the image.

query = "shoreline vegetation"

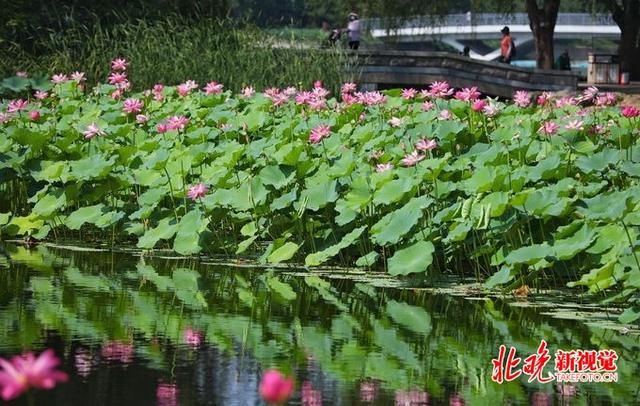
[1,59,640,324]
[1,17,354,95]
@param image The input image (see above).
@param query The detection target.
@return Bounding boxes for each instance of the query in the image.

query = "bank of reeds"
[1,17,357,93]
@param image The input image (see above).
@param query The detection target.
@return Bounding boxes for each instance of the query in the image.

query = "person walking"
[346,12,361,50]
[499,26,514,64]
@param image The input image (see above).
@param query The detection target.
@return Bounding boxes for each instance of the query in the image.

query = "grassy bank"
[1,17,355,94]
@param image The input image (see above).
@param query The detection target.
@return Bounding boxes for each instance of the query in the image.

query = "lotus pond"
[1,64,640,403]
[0,243,638,405]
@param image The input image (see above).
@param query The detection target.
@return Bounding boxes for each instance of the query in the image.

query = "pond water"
[0,243,637,405]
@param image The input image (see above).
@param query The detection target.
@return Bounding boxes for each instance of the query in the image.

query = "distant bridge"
[365,13,620,61]
[354,50,580,98]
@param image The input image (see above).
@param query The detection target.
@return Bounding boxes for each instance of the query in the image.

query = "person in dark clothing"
[461,46,470,57]
[555,50,571,70]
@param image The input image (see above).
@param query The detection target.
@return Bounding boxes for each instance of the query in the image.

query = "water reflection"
[0,243,638,405]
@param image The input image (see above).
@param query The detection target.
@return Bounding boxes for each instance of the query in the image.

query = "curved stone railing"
[354,50,580,97]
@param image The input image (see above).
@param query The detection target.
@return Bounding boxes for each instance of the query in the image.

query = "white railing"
[363,13,616,31]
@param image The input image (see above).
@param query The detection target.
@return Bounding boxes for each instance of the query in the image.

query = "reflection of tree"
[0,244,638,403]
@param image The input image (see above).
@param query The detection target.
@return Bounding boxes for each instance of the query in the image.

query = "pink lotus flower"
[74,349,94,378]
[301,381,322,406]
[538,121,559,136]
[342,92,358,105]
[16,71,28,77]
[376,163,393,173]
[312,86,329,98]
[136,114,149,124]
[388,117,403,127]
[83,123,105,139]
[241,86,255,97]
[401,151,425,167]
[401,88,417,99]
[259,369,294,405]
[565,120,584,130]
[621,105,640,118]
[307,98,327,111]
[595,92,617,106]
[0,113,12,124]
[187,183,209,200]
[395,389,429,406]
[111,89,123,100]
[355,91,386,106]
[429,81,454,98]
[177,80,198,97]
[153,84,164,101]
[71,71,86,82]
[0,349,68,401]
[313,80,323,88]
[116,80,131,91]
[438,109,453,120]
[157,382,179,406]
[204,81,224,95]
[167,115,189,131]
[449,393,466,406]
[422,101,434,111]
[483,103,499,117]
[309,124,331,144]
[283,86,298,96]
[472,99,486,112]
[581,86,599,101]
[536,92,552,106]
[454,86,480,102]
[183,328,203,347]
[270,93,289,107]
[341,82,357,94]
[7,99,28,113]
[556,96,577,108]
[369,150,384,160]
[29,111,40,121]
[123,98,143,114]
[108,72,128,85]
[111,58,128,71]
[416,138,437,151]
[359,380,378,403]
[295,91,314,105]
[102,341,134,364]
[513,90,531,107]
[51,73,68,84]
[264,87,281,98]
[34,90,48,100]
[157,123,168,133]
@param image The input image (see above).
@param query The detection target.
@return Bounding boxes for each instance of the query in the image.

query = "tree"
[599,0,640,79]
[525,0,561,69]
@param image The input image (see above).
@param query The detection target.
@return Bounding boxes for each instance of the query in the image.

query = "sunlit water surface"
[0,243,637,405]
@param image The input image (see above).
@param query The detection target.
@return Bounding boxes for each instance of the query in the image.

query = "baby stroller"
[327,29,341,46]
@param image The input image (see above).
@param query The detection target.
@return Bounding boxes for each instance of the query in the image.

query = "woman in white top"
[346,12,360,50]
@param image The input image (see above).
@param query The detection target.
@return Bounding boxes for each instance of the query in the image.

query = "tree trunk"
[525,0,560,70]
[605,0,640,80]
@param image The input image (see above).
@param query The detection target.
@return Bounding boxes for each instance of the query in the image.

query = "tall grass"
[1,16,358,93]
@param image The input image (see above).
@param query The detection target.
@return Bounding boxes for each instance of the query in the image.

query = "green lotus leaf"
[386,300,432,335]
[65,204,106,230]
[267,242,299,263]
[305,226,367,266]
[173,209,210,255]
[387,240,435,276]
[137,217,178,249]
